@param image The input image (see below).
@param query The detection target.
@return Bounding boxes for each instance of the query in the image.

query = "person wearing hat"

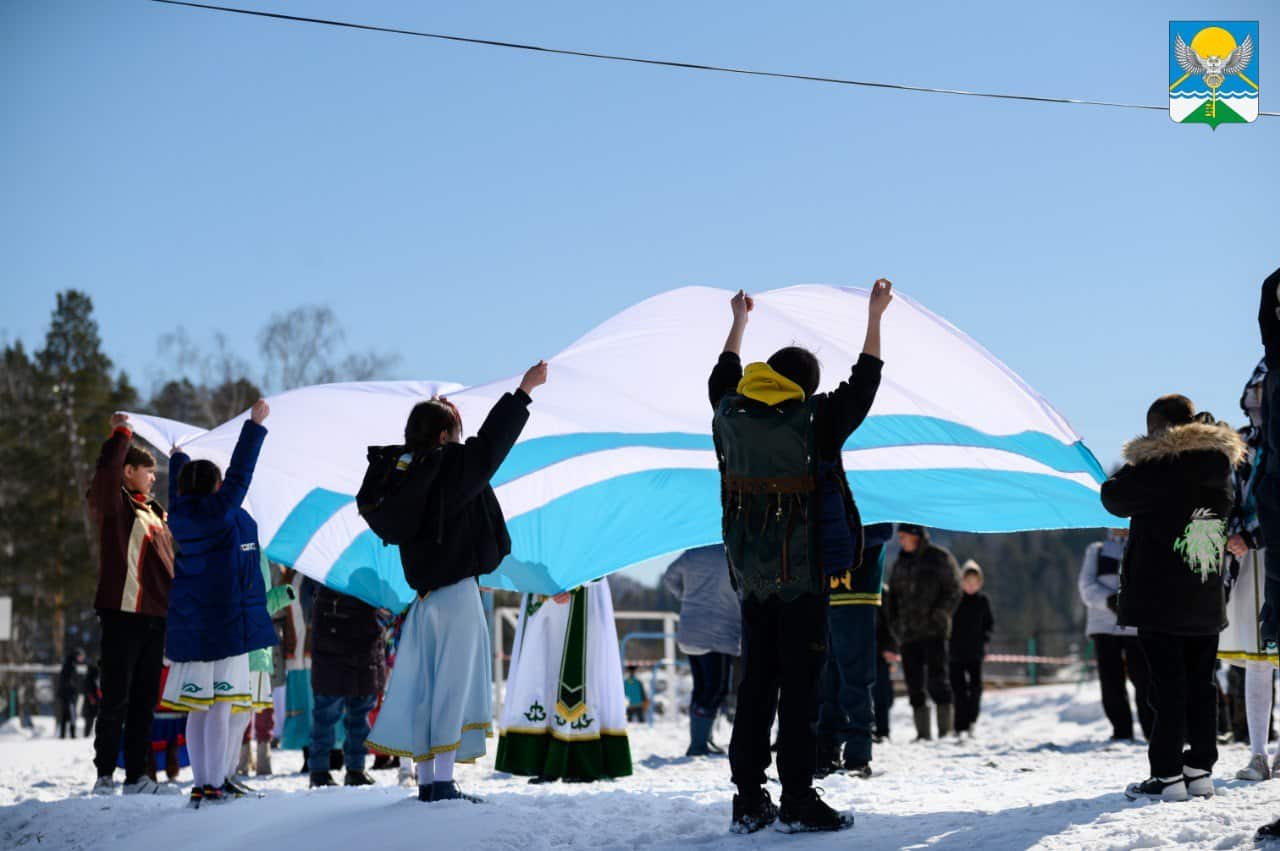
[885,525,962,741]
[948,560,994,737]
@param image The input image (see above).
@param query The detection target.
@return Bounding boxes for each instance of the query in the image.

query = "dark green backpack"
[713,394,822,602]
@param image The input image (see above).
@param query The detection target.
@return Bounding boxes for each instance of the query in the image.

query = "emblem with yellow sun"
[1170,22,1259,128]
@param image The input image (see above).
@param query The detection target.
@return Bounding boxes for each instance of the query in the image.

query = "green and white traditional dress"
[495,577,632,780]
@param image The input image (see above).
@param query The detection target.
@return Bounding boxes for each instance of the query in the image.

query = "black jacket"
[949,592,994,664]
[1102,421,1245,636]
[1260,267,1280,370]
[399,391,531,596]
[310,585,385,697]
[707,351,883,598]
[886,531,962,644]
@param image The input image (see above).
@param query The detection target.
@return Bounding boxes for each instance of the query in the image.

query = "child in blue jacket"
[160,399,278,808]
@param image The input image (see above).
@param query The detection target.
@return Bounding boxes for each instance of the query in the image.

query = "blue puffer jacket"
[165,421,279,663]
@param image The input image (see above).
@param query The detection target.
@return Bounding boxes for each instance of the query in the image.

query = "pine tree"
[21,292,137,659]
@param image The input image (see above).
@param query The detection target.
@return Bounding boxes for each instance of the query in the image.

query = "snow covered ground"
[3,683,1279,850]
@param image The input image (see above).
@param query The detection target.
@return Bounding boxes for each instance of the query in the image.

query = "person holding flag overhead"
[709,280,892,834]
[364,360,547,804]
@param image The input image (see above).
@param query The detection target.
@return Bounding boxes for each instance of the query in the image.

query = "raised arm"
[709,291,752,409]
[826,280,893,444]
[212,400,270,516]
[88,414,132,517]
[443,362,544,515]
[168,450,190,507]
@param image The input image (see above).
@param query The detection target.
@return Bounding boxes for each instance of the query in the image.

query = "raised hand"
[251,399,271,425]
[730,289,755,324]
[520,360,549,395]
[868,279,894,318]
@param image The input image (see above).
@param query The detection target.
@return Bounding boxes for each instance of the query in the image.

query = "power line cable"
[151,0,1277,118]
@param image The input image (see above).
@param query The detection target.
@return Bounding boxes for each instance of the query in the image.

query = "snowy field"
[4,683,1280,850]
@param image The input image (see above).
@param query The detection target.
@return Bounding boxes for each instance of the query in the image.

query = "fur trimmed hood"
[1122,421,1247,467]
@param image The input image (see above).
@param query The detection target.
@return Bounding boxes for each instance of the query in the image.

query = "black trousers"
[1139,631,1219,778]
[1093,634,1154,740]
[901,638,953,709]
[57,697,77,739]
[689,652,732,719]
[729,593,827,798]
[949,661,983,732]
[93,610,166,782]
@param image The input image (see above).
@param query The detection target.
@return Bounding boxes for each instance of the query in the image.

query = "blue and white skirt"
[366,578,492,764]
[161,654,253,711]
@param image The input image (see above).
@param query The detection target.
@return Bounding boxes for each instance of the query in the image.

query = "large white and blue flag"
[129,285,1113,611]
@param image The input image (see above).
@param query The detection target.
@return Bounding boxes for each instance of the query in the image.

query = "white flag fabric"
[129,285,1113,611]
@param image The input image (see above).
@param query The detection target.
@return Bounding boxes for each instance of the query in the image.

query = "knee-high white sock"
[416,760,435,786]
[185,711,209,787]
[204,703,232,787]
[226,710,251,779]
[435,751,455,783]
[1246,662,1275,759]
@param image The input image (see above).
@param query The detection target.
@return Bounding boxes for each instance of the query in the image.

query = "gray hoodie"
[663,546,742,657]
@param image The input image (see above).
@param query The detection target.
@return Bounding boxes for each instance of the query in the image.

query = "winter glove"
[1105,594,1120,615]
[265,584,297,617]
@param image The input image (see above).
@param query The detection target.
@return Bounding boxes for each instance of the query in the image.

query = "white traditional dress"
[1221,549,1278,665]
[495,577,632,780]
[366,577,492,764]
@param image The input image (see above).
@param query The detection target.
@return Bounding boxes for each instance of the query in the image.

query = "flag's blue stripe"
[270,464,1116,607]
[490,416,1105,488]
[485,466,1117,595]
[265,487,352,566]
[324,530,415,612]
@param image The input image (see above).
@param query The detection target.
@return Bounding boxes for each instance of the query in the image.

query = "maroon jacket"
[87,427,174,617]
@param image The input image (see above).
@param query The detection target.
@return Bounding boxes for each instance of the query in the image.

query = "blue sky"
[2,0,1277,479]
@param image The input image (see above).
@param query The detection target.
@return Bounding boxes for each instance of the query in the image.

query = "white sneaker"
[92,777,117,796]
[1183,767,1214,799]
[1125,776,1190,802]
[1237,754,1271,782]
[122,777,182,796]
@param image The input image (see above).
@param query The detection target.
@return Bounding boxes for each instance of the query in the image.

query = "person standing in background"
[886,525,962,742]
[624,667,649,723]
[307,585,385,789]
[1218,362,1279,783]
[58,649,84,739]
[663,545,742,757]
[82,661,101,739]
[816,523,895,778]
[1079,529,1153,742]
[948,561,994,738]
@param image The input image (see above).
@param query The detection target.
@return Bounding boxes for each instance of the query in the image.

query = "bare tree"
[258,305,398,391]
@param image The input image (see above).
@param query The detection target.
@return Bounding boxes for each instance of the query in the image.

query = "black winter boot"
[814,737,840,779]
[309,771,336,788]
[777,788,855,833]
[936,704,955,739]
[730,787,778,834]
[913,706,932,741]
[344,770,376,787]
